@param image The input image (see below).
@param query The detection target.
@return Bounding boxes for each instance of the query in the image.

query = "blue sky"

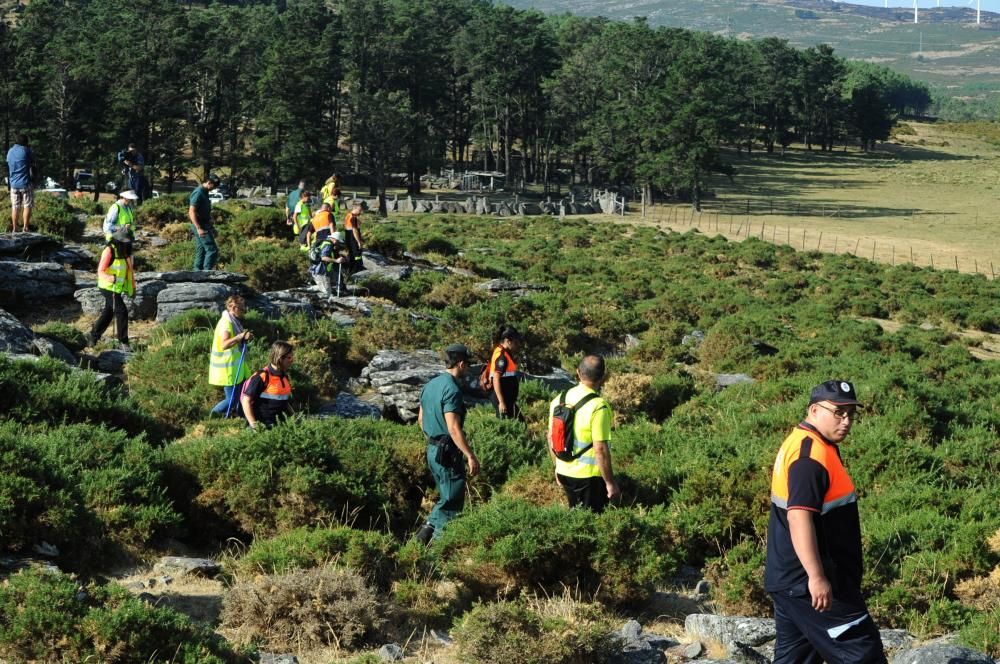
[847,0,1000,11]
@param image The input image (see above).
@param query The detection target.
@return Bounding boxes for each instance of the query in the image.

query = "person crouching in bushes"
[486,325,524,419]
[208,295,254,417]
[87,228,135,351]
[240,340,295,431]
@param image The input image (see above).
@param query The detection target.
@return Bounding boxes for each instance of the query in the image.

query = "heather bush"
[164,417,426,538]
[453,599,617,664]
[228,206,287,238]
[231,525,398,585]
[221,566,383,650]
[0,568,239,663]
[135,193,188,229]
[32,321,87,352]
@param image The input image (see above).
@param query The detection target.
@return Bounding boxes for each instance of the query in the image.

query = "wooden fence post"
[817,232,823,251]
[802,229,807,250]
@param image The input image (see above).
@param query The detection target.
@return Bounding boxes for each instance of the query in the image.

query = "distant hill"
[505,0,1000,93]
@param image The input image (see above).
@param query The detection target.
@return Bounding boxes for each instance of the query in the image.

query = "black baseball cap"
[809,380,862,407]
[444,343,471,361]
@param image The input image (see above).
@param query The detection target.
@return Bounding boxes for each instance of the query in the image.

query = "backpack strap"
[563,391,600,461]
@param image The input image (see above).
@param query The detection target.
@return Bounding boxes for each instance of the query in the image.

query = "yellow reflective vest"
[104,201,136,240]
[97,244,134,297]
[550,384,612,479]
[208,312,250,387]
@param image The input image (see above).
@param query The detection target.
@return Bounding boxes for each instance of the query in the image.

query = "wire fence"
[640,202,1000,280]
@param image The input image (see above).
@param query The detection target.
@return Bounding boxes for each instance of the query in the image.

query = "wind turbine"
[914,0,919,24]
[969,0,981,25]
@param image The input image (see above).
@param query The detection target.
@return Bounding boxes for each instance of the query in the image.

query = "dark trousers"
[193,227,219,270]
[426,442,466,533]
[771,587,886,664]
[346,232,363,273]
[557,475,608,513]
[489,379,520,419]
[90,290,128,344]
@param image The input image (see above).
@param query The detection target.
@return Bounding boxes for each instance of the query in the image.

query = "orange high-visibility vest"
[771,425,856,514]
[489,346,518,379]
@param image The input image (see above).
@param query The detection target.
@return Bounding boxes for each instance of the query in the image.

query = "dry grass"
[620,122,1000,277]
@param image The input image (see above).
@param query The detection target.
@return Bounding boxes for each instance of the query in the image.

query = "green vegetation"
[4,213,1000,658]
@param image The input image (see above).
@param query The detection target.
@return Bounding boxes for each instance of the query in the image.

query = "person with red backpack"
[240,341,295,431]
[547,354,619,512]
[482,325,523,419]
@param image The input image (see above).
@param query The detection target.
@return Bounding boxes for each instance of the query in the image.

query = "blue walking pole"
[225,341,248,418]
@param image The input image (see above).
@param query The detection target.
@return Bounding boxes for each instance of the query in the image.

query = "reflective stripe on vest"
[552,386,610,479]
[97,245,133,296]
[256,367,292,400]
[489,346,519,378]
[293,202,311,234]
[208,314,248,386]
[770,425,857,515]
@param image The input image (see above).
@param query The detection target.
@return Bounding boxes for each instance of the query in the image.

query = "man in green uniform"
[189,174,220,270]
[414,343,480,544]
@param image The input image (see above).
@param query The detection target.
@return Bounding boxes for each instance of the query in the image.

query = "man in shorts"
[6,135,35,233]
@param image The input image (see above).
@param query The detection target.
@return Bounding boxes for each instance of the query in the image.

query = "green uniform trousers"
[426,442,466,533]
[192,226,219,270]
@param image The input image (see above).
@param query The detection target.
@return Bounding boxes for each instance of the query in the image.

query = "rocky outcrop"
[156,283,238,322]
[611,620,675,664]
[359,349,447,422]
[152,556,221,578]
[0,261,77,305]
[0,308,37,354]
[475,278,549,295]
[316,393,382,420]
[32,337,77,365]
[892,644,996,664]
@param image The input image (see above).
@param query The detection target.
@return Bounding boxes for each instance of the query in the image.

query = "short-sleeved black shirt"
[243,367,292,427]
[764,423,864,597]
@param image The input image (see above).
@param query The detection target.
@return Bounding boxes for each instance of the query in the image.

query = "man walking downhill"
[189,174,220,270]
[549,354,620,513]
[765,380,886,664]
[414,344,480,545]
[6,134,35,233]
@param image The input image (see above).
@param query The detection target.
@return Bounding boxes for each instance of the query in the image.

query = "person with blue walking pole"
[209,295,253,417]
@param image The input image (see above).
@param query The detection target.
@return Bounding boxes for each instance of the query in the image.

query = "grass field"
[637,121,1000,275]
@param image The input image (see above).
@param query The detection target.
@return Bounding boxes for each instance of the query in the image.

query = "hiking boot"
[414,523,435,546]
[118,342,132,353]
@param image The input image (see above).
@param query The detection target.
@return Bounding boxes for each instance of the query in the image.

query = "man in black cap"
[413,343,480,544]
[189,173,221,270]
[765,380,886,664]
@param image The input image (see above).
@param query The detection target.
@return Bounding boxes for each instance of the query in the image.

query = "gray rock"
[475,197,490,215]
[518,202,543,216]
[152,556,221,578]
[0,308,36,354]
[258,289,316,319]
[475,278,548,294]
[694,579,711,596]
[131,279,168,320]
[96,350,129,374]
[681,329,706,347]
[125,581,147,591]
[892,645,995,664]
[73,287,107,316]
[715,373,755,389]
[156,283,237,322]
[32,337,77,365]
[881,629,916,652]
[378,643,404,662]
[524,367,574,392]
[625,334,640,350]
[683,641,703,659]
[620,619,643,644]
[362,250,390,268]
[351,264,412,283]
[258,654,298,664]
[0,232,62,256]
[327,312,356,327]
[360,350,456,422]
[44,244,96,268]
[247,198,275,207]
[73,269,98,288]
[31,541,60,557]
[316,393,382,420]
[684,614,776,653]
[430,629,452,645]
[0,261,76,305]
[139,270,248,285]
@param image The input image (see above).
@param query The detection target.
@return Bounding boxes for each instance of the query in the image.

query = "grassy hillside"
[507,0,1000,94]
[2,207,1000,660]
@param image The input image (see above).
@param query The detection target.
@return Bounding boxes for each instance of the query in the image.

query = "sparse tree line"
[0,0,931,209]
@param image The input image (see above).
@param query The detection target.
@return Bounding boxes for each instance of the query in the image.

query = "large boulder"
[684,614,776,657]
[0,308,36,354]
[32,337,77,365]
[351,264,412,283]
[156,283,237,322]
[892,644,995,664]
[138,270,248,285]
[316,393,382,420]
[359,349,452,422]
[0,262,76,305]
[73,287,106,316]
[43,244,97,269]
[0,232,63,257]
[475,278,549,295]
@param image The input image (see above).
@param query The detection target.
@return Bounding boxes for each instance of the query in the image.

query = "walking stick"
[225,341,249,418]
[336,262,342,297]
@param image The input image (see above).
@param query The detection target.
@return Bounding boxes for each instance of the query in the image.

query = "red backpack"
[549,391,599,462]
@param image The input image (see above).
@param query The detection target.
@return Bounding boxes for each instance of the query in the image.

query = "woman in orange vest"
[240,340,295,430]
[487,325,523,419]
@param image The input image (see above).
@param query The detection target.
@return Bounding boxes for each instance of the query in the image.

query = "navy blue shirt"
[6,144,34,189]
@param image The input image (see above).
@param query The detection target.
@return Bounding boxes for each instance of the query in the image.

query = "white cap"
[333,231,345,242]
[120,190,139,200]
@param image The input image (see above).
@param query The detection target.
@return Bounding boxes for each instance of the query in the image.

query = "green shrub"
[0,423,181,558]
[0,356,170,442]
[0,568,239,663]
[453,599,617,664]
[164,418,426,539]
[408,235,458,256]
[1,193,85,239]
[136,194,188,229]
[463,407,544,495]
[232,525,398,585]
[68,196,105,215]
[704,539,771,616]
[392,578,473,629]
[229,206,287,239]
[32,322,87,352]
[222,238,308,291]
[221,565,383,651]
[435,497,677,604]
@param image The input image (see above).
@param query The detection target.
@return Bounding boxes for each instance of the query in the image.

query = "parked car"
[74,171,96,191]
[39,187,69,199]
[209,190,226,205]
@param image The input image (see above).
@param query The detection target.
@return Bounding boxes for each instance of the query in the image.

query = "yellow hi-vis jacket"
[208,312,250,387]
[550,384,612,479]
